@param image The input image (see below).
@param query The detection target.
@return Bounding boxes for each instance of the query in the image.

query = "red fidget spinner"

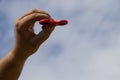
[39,19,68,26]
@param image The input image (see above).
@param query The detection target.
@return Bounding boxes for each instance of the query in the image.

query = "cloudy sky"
[0,0,120,80]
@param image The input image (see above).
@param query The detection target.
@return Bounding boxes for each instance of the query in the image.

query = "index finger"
[18,13,50,30]
[17,9,51,20]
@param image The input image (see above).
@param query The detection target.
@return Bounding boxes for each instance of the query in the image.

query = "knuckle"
[14,20,21,30]
[31,9,50,17]
[31,9,38,13]
[14,20,20,27]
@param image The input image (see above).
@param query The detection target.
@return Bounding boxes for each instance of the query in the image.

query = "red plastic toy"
[39,19,68,26]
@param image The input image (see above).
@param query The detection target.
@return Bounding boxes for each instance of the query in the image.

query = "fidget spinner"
[39,19,68,26]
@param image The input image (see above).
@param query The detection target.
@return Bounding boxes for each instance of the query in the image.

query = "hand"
[13,9,55,58]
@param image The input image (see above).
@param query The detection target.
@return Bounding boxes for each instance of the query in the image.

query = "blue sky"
[0,0,120,80]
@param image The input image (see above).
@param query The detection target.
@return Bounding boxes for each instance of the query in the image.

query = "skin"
[0,9,55,80]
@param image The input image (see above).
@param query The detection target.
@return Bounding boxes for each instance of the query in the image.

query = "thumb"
[32,27,51,45]
[32,25,55,45]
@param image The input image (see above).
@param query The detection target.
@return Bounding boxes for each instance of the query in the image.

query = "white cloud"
[0,0,120,80]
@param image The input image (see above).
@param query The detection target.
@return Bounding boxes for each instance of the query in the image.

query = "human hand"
[13,9,55,58]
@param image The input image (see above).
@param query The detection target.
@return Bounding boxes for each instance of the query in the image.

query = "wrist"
[10,47,30,62]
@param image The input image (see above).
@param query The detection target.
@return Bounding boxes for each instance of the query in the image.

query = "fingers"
[42,25,55,33]
[15,9,51,30]
[17,9,51,20]
[28,24,35,33]
[32,25,55,45]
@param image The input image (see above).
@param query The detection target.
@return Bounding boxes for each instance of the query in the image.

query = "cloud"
[0,0,120,80]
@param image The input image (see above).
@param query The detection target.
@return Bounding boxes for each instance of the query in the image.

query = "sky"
[0,0,120,80]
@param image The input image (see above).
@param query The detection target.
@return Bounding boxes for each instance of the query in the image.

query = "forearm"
[0,49,29,80]
[0,9,55,80]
